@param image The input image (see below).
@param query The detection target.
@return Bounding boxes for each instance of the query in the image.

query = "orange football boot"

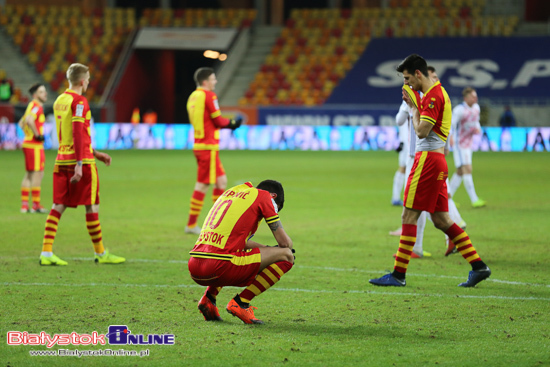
[198,293,222,321]
[226,297,264,324]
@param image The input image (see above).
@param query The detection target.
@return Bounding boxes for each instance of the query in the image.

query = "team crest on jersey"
[429,102,435,109]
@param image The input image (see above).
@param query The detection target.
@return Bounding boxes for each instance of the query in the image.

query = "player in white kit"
[391,106,409,206]
[448,87,486,208]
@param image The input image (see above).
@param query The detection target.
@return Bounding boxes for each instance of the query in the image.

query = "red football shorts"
[188,248,261,287]
[23,146,45,172]
[53,164,100,207]
[193,149,225,184]
[404,151,449,213]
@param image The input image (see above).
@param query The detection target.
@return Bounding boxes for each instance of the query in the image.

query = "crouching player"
[188,180,293,324]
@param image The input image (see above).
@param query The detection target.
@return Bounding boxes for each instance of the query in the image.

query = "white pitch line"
[2,281,550,302]
[7,257,550,288]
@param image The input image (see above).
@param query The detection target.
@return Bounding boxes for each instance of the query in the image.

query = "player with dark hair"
[185,67,243,234]
[39,63,125,266]
[19,83,47,213]
[370,54,490,287]
[188,179,293,324]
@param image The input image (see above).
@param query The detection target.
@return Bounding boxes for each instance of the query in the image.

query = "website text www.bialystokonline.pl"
[29,349,150,357]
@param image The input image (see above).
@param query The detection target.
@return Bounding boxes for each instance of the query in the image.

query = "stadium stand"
[238,0,520,107]
[0,4,134,103]
[0,5,256,104]
[138,8,256,28]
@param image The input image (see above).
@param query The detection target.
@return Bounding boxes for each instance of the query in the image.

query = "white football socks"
[413,211,427,255]
[392,171,406,202]
[448,173,462,197]
[41,251,53,257]
[448,198,463,225]
[463,173,479,203]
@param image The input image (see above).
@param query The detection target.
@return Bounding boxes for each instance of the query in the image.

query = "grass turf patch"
[1,149,549,366]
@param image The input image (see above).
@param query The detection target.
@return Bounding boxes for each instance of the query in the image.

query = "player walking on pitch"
[185,67,242,235]
[188,180,294,324]
[19,83,48,213]
[39,63,125,266]
[448,87,486,208]
[370,54,490,287]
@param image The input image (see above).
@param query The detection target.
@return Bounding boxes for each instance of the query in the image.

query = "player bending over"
[188,180,293,324]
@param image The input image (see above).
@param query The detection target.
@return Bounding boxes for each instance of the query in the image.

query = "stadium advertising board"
[258,106,397,126]
[327,37,550,104]
[0,104,14,124]
[2,123,549,152]
[134,28,238,50]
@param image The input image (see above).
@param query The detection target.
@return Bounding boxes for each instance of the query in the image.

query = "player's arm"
[205,95,242,130]
[245,239,268,249]
[402,86,432,138]
[268,220,293,249]
[23,112,42,139]
[449,106,461,146]
[93,150,111,166]
[411,109,433,139]
[395,102,409,126]
[473,104,481,134]
[70,101,86,183]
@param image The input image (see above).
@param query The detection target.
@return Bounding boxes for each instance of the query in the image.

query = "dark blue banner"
[257,106,398,126]
[327,37,550,105]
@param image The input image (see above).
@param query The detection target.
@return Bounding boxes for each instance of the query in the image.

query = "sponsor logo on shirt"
[76,104,84,117]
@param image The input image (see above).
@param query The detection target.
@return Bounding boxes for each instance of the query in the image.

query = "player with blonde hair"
[39,63,125,266]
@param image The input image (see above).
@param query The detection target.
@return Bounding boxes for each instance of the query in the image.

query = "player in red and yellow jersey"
[188,180,294,324]
[370,54,491,288]
[19,83,47,213]
[185,67,242,235]
[38,63,125,266]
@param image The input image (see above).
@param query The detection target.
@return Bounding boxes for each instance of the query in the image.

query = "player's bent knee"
[278,248,293,264]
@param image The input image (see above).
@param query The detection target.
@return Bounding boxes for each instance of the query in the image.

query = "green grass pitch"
[1,149,549,366]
